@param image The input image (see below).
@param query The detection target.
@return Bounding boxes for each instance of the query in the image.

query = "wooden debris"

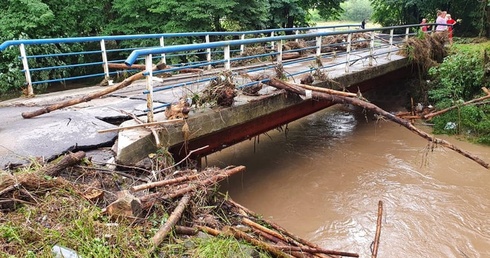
[103,190,143,218]
[151,194,191,250]
[423,87,490,120]
[165,99,191,120]
[40,151,86,177]
[371,200,383,258]
[268,78,490,169]
[97,119,184,133]
[21,63,167,119]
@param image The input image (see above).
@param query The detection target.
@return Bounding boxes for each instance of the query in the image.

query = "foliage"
[428,42,490,144]
[370,0,490,37]
[340,0,373,22]
[428,51,484,103]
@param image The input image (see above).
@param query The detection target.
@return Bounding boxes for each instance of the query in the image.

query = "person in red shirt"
[420,18,429,33]
[446,14,457,44]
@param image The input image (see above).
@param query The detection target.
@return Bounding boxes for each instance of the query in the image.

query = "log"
[21,63,166,119]
[174,225,198,235]
[423,87,490,120]
[371,200,383,258]
[131,173,202,192]
[224,226,293,258]
[140,166,246,203]
[293,82,359,98]
[226,199,338,256]
[97,119,184,133]
[108,63,147,70]
[273,245,359,257]
[269,78,490,169]
[40,151,86,177]
[151,194,191,250]
[196,225,221,236]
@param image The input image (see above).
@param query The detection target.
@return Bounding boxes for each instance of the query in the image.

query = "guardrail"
[0,23,440,121]
[123,24,434,121]
[0,24,359,96]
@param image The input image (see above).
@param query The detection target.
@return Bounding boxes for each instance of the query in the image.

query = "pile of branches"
[197,71,237,107]
[0,151,361,257]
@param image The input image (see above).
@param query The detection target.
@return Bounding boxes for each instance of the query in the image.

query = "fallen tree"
[268,78,489,169]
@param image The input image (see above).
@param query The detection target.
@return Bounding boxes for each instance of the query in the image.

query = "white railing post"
[405,27,410,42]
[369,32,375,66]
[224,45,231,70]
[206,34,212,70]
[295,30,299,42]
[240,34,245,55]
[145,54,154,123]
[100,39,112,85]
[270,31,275,49]
[277,40,283,64]
[316,36,322,56]
[387,29,394,60]
[159,36,166,64]
[19,44,33,96]
[345,33,352,73]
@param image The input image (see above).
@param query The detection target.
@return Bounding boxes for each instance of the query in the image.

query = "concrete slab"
[0,106,117,168]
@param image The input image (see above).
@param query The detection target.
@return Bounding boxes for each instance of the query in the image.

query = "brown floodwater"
[211,104,490,258]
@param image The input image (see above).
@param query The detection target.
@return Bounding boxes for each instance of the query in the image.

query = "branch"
[371,201,383,258]
[423,87,490,120]
[22,63,166,119]
[150,194,191,251]
[269,78,489,169]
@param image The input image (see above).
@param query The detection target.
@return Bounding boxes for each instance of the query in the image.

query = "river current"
[211,104,490,257]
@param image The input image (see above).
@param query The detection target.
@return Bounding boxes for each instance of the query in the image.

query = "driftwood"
[131,173,202,192]
[371,200,383,258]
[40,151,86,177]
[269,78,490,169]
[224,226,293,258]
[226,199,356,257]
[273,245,359,257]
[140,166,246,203]
[423,87,490,120]
[151,194,191,250]
[21,63,166,119]
[97,118,184,133]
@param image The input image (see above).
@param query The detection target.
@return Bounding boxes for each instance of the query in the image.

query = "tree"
[370,0,489,37]
[340,0,373,22]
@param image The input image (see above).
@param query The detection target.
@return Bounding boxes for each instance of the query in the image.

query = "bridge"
[0,24,429,168]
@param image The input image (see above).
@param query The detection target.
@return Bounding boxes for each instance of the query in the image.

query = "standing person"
[446,14,457,44]
[361,19,366,29]
[420,18,429,33]
[435,10,447,32]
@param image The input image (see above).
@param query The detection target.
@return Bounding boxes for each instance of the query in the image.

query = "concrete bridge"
[0,24,422,168]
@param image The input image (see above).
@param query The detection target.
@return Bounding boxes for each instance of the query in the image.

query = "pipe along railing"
[124,24,432,122]
[0,24,359,97]
[0,23,439,122]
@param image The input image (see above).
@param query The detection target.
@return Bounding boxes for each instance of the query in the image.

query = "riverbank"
[0,152,360,257]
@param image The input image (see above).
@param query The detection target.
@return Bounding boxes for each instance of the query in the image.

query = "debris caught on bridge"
[197,71,237,107]
[20,63,168,119]
[0,152,360,257]
[268,77,490,169]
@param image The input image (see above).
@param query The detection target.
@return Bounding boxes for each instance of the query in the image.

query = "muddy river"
[210,104,490,257]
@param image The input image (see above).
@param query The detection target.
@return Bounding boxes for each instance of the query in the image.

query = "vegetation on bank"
[427,40,490,144]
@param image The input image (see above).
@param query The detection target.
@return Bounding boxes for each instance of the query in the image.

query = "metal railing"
[0,24,359,96]
[122,24,431,121]
[0,23,437,121]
